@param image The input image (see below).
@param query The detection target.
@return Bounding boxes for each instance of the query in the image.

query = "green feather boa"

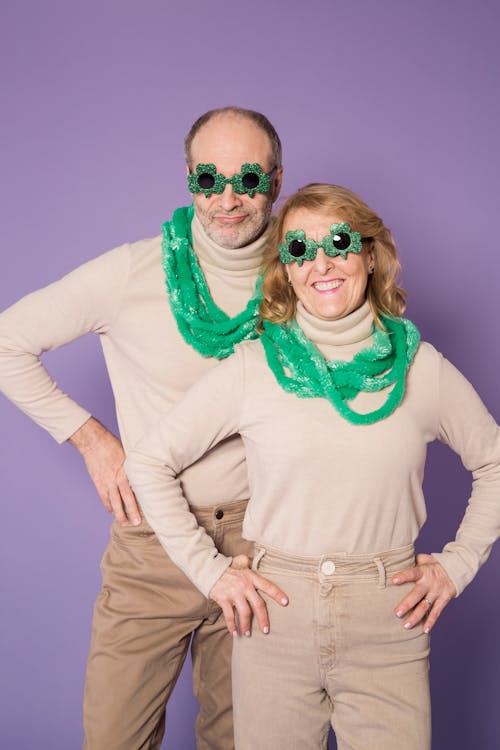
[261,315,420,425]
[161,205,262,359]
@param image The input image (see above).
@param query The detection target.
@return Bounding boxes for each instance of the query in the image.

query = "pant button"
[321,560,336,575]
[215,509,224,520]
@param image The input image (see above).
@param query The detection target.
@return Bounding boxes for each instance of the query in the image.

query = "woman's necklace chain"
[161,205,262,359]
[260,314,420,424]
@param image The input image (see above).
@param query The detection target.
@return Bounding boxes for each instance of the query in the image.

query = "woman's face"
[283,208,372,322]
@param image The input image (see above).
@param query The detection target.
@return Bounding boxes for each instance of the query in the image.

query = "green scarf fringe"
[161,205,262,359]
[261,315,420,425]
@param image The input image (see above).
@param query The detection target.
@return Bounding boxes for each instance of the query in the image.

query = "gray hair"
[184,106,282,169]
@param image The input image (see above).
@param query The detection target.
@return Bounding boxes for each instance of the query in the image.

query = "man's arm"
[0,244,139,523]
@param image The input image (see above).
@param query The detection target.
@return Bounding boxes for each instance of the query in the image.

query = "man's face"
[188,115,282,249]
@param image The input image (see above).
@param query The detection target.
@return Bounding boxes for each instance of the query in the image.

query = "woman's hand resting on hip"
[392,553,457,633]
[209,555,289,637]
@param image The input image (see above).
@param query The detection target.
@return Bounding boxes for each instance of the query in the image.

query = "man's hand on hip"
[69,417,141,526]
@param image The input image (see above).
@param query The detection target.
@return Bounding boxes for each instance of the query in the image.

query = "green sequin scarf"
[261,314,420,425]
[161,205,263,359]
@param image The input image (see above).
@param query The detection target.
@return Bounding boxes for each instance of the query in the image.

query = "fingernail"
[396,610,404,618]
[245,630,251,637]
[232,631,237,637]
[393,577,400,584]
[281,597,288,605]
[404,622,412,629]
[424,626,430,634]
[263,626,269,634]
[132,517,141,526]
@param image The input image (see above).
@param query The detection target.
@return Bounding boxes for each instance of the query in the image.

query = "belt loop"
[374,557,386,589]
[252,547,266,571]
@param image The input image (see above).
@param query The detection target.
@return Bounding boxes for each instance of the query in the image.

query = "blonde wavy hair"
[260,183,406,326]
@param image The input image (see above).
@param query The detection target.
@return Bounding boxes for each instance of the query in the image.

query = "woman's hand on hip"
[209,555,289,637]
[391,553,457,633]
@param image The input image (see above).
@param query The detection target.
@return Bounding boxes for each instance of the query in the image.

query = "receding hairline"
[184,106,282,169]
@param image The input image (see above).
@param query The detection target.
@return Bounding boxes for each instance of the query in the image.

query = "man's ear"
[272,166,284,202]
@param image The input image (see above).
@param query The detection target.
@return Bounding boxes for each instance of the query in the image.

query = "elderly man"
[0,107,285,750]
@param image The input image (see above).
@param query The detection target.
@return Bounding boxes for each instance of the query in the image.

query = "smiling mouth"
[312,279,343,292]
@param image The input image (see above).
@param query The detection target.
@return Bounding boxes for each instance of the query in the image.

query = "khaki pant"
[83,499,252,750]
[233,544,431,750]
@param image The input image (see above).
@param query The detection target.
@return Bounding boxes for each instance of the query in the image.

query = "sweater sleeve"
[0,245,130,443]
[432,355,500,595]
[125,348,245,597]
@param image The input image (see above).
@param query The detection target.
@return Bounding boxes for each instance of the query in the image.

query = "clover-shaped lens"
[197,172,216,190]
[232,163,271,197]
[332,232,351,251]
[188,163,220,195]
[289,239,306,257]
[241,171,260,190]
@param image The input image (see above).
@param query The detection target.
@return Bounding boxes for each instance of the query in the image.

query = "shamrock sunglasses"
[188,163,277,198]
[279,222,371,266]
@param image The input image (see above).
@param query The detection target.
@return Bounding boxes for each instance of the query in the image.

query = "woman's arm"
[393,354,500,631]
[125,348,288,634]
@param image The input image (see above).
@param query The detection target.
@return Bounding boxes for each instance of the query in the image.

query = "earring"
[368,264,375,275]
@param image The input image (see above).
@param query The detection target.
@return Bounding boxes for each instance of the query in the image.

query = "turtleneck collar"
[191,211,269,275]
[295,300,374,355]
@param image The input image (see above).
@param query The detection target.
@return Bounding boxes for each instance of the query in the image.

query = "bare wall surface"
[1,1,499,748]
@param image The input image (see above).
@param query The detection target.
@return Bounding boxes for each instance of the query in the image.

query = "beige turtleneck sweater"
[126,301,500,597]
[0,212,267,507]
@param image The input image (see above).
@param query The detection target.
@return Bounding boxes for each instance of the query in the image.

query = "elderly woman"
[126,184,500,750]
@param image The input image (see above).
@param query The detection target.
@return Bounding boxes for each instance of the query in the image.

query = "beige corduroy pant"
[83,499,252,750]
[233,544,431,750]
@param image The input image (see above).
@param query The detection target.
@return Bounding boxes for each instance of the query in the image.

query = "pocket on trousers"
[110,518,158,547]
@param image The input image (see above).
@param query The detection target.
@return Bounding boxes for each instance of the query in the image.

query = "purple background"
[1,1,499,748]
